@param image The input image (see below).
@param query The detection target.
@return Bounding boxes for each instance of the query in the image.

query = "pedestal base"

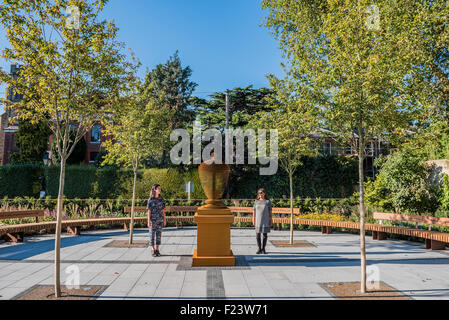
[192,208,235,267]
[192,249,235,267]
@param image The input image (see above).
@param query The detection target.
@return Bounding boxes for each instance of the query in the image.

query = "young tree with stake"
[252,75,318,244]
[0,0,133,297]
[262,0,415,292]
[102,78,173,245]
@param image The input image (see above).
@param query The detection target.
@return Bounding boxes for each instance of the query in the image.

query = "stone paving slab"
[0,227,448,300]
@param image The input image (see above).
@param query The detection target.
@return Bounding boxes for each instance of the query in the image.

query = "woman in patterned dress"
[252,188,272,254]
[147,184,166,257]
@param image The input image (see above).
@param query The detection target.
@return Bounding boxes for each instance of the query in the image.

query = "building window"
[91,125,101,143]
[345,146,353,155]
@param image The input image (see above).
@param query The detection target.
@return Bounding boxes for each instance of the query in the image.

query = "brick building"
[47,122,105,165]
[1,64,105,165]
[0,65,21,165]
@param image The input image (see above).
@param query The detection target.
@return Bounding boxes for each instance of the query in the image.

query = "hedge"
[43,166,206,200]
[0,155,358,200]
[122,167,206,199]
[229,155,358,199]
[44,165,133,199]
[0,164,42,197]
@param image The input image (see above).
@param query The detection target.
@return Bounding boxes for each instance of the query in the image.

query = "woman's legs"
[155,220,163,256]
[150,220,163,255]
[262,233,268,254]
[150,222,156,250]
[256,233,262,254]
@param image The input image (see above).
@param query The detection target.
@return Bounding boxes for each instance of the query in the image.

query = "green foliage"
[141,50,197,130]
[262,0,415,142]
[194,86,274,130]
[1,153,356,200]
[10,119,51,164]
[261,0,419,250]
[251,76,319,179]
[122,168,206,200]
[45,165,132,199]
[366,150,440,214]
[364,176,394,212]
[102,72,173,172]
[229,155,358,199]
[440,174,449,211]
[43,165,205,200]
[0,164,42,197]
[0,0,133,170]
[93,148,108,167]
[402,121,449,162]
[295,155,358,198]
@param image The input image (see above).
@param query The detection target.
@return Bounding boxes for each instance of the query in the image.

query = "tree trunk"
[129,167,137,245]
[289,172,294,245]
[358,126,367,293]
[54,158,66,298]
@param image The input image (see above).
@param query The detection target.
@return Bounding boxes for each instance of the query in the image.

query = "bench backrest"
[228,207,300,214]
[124,206,198,213]
[124,206,300,214]
[0,210,45,220]
[374,212,449,227]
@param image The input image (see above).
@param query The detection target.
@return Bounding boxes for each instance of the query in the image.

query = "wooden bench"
[374,212,449,250]
[2,207,446,251]
[123,206,302,231]
[228,206,301,215]
[121,213,449,250]
[123,206,198,230]
[229,206,304,231]
[0,210,45,242]
[123,206,301,215]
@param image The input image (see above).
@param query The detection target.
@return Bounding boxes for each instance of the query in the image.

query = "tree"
[140,51,197,167]
[102,77,173,245]
[141,51,197,130]
[251,75,318,244]
[381,1,449,161]
[10,119,51,164]
[388,1,449,125]
[262,0,415,292]
[194,86,275,130]
[0,0,132,297]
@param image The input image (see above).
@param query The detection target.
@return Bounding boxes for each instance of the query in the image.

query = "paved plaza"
[0,227,448,300]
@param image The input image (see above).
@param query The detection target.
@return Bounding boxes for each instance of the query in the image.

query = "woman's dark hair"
[256,188,269,200]
[150,184,161,198]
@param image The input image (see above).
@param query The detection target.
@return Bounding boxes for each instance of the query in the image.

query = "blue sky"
[0,0,284,113]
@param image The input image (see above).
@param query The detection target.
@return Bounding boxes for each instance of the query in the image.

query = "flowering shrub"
[296,212,345,221]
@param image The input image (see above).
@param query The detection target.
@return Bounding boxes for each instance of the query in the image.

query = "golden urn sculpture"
[192,155,235,267]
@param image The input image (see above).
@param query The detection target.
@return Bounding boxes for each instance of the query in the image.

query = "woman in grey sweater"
[252,188,273,254]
